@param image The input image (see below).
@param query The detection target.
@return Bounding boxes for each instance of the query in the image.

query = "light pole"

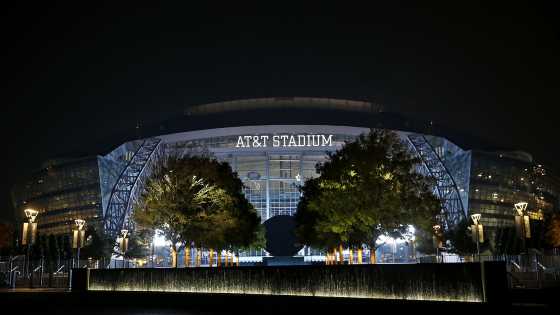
[470,213,487,303]
[119,229,129,268]
[151,230,156,268]
[432,225,442,263]
[72,219,86,268]
[470,214,484,262]
[22,208,39,278]
[514,202,531,254]
[410,236,416,262]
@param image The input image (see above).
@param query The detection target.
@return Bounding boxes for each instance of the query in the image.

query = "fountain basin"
[75,262,507,303]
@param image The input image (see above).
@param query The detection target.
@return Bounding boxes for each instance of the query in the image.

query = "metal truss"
[407,134,466,229]
[103,138,164,238]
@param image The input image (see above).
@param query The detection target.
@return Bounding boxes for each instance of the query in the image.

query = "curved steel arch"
[103,138,164,238]
[407,134,467,229]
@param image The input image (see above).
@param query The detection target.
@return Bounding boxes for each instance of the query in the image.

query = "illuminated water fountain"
[83,263,507,303]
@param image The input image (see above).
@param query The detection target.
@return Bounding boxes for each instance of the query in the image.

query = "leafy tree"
[494,226,522,255]
[546,214,560,248]
[60,234,72,261]
[81,225,114,262]
[47,234,58,264]
[444,218,487,255]
[123,230,151,260]
[46,234,58,286]
[414,229,436,255]
[133,155,261,267]
[295,129,441,261]
[0,223,14,256]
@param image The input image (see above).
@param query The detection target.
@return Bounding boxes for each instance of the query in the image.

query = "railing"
[2,253,559,289]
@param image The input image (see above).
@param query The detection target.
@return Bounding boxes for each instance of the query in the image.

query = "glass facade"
[425,135,472,214]
[11,123,559,257]
[11,157,102,235]
[230,153,325,221]
[468,150,560,250]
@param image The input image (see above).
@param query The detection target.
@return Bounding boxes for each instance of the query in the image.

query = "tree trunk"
[358,248,363,264]
[209,248,214,267]
[348,247,353,265]
[225,251,230,267]
[48,259,53,287]
[196,248,201,267]
[370,248,376,264]
[217,250,222,267]
[184,248,190,267]
[171,246,178,268]
[338,244,344,264]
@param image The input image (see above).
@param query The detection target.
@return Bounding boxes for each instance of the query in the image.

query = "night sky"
[2,3,559,222]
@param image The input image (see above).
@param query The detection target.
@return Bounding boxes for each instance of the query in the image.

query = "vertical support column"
[265,153,270,221]
[298,154,304,218]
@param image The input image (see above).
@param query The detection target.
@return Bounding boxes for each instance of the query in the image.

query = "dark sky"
[2,3,559,222]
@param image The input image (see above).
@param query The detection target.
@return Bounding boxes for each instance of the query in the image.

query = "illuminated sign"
[236,134,334,148]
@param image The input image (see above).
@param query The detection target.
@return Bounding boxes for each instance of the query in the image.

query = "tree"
[81,225,113,263]
[444,218,486,256]
[295,129,441,263]
[494,226,523,255]
[546,214,560,248]
[414,229,436,255]
[60,235,72,261]
[134,155,261,267]
[122,230,151,261]
[46,234,58,287]
[0,223,14,256]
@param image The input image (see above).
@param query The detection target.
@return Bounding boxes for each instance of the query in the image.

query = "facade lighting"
[22,208,39,278]
[73,219,87,268]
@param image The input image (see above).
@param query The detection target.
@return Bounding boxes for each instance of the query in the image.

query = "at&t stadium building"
[11,97,560,261]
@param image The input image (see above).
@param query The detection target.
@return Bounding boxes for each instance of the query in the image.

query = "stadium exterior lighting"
[514,202,531,255]
[73,219,86,268]
[22,208,39,277]
[119,229,129,268]
[470,214,483,262]
[432,225,442,263]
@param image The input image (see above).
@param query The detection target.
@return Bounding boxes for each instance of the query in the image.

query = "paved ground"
[0,289,556,314]
[0,288,69,292]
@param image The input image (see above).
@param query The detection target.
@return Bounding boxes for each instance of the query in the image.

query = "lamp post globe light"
[22,208,39,278]
[470,213,487,303]
[514,202,531,254]
[470,213,484,262]
[432,224,442,263]
[119,229,129,268]
[73,219,86,268]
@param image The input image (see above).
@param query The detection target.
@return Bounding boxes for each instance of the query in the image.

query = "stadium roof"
[185,97,382,115]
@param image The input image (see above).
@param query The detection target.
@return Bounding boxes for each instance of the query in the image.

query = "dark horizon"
[3,3,560,222]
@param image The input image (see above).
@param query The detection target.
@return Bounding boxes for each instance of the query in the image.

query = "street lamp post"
[470,214,484,262]
[514,202,531,272]
[72,219,86,268]
[470,213,487,303]
[410,236,416,262]
[22,209,39,278]
[432,225,442,263]
[514,202,531,254]
[151,230,156,268]
[119,229,129,268]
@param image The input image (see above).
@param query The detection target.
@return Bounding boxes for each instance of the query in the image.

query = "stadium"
[11,97,560,262]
